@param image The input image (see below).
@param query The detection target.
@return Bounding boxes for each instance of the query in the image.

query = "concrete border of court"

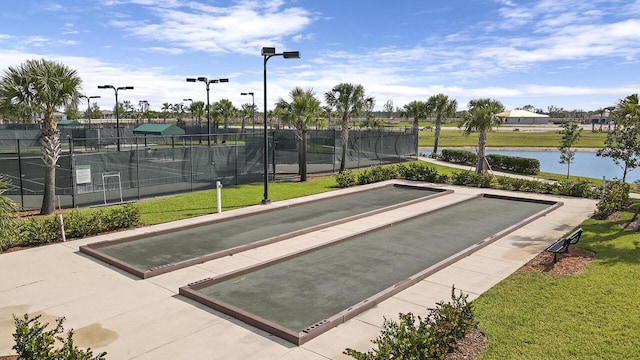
[79,184,452,278]
[179,193,561,345]
[0,180,597,359]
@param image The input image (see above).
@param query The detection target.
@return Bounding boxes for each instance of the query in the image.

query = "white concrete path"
[0,181,596,359]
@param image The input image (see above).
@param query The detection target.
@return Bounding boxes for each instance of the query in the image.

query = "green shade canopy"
[133,124,185,136]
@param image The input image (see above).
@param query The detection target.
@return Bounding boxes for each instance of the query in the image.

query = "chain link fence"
[1,128,416,210]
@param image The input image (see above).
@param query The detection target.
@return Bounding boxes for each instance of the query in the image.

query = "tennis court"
[180,194,560,345]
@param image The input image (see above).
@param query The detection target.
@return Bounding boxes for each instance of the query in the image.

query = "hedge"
[1,204,140,252]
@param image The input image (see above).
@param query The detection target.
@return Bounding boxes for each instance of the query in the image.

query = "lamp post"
[83,95,100,126]
[183,98,193,125]
[240,92,255,131]
[98,85,134,151]
[186,77,229,146]
[261,47,300,205]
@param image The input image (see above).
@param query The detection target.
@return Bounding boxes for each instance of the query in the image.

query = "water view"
[423,149,639,183]
[487,150,638,183]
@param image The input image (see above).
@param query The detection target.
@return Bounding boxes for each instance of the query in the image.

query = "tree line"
[0,58,638,214]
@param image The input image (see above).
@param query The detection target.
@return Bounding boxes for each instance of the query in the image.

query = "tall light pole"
[183,98,193,125]
[83,95,100,126]
[186,77,229,146]
[261,47,300,205]
[98,85,134,151]
[240,92,255,131]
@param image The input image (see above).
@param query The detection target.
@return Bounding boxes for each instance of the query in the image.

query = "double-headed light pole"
[97,85,134,151]
[240,92,255,131]
[186,77,229,146]
[261,47,300,204]
[82,95,100,125]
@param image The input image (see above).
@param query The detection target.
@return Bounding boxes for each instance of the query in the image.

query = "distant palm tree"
[427,93,458,155]
[459,98,505,173]
[161,102,171,123]
[276,87,321,181]
[324,83,368,172]
[213,99,236,143]
[0,59,82,214]
[400,100,428,155]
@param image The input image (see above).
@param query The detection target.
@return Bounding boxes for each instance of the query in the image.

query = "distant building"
[496,109,549,124]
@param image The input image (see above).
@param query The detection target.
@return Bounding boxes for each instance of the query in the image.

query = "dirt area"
[515,245,596,276]
[446,325,489,360]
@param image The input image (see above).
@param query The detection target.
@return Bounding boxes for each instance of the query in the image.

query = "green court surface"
[184,195,556,344]
[82,185,443,277]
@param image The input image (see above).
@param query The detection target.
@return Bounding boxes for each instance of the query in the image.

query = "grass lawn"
[137,176,337,225]
[474,212,640,359]
[419,130,607,148]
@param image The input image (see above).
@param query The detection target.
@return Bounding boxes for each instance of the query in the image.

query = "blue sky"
[1,0,639,113]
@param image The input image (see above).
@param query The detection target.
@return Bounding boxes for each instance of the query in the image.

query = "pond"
[492,150,640,183]
[425,149,639,183]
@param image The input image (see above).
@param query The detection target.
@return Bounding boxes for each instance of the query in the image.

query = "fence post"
[136,138,141,200]
[333,129,336,173]
[69,136,76,208]
[17,139,25,210]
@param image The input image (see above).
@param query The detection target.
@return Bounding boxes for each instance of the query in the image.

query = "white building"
[496,109,549,125]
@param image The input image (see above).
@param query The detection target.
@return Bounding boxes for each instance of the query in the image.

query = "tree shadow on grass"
[580,217,640,267]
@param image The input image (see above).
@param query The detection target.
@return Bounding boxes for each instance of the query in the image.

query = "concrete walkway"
[0,181,596,359]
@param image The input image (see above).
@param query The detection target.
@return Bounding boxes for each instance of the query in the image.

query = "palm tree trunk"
[40,119,61,215]
[433,116,442,154]
[340,115,349,172]
[476,131,487,174]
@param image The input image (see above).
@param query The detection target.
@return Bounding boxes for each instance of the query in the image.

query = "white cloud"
[108,0,314,55]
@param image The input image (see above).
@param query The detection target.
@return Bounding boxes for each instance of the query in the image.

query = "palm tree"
[426,93,458,155]
[239,103,253,133]
[0,59,82,214]
[276,87,321,181]
[458,98,505,174]
[161,102,171,123]
[400,100,428,155]
[324,83,368,172]
[213,99,235,131]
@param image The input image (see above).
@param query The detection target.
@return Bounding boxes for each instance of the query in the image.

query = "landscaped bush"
[594,180,630,219]
[357,165,398,185]
[12,313,106,360]
[440,149,477,165]
[486,154,540,175]
[2,204,140,252]
[450,171,494,188]
[334,161,603,201]
[336,169,356,188]
[344,287,474,359]
[397,162,442,182]
[553,179,599,198]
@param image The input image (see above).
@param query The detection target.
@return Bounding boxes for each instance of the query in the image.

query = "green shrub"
[440,149,477,165]
[12,313,106,360]
[336,169,357,188]
[450,171,494,188]
[14,216,61,246]
[357,165,398,185]
[397,162,440,182]
[594,180,630,219]
[344,287,474,360]
[3,204,140,251]
[486,154,540,175]
[553,179,599,198]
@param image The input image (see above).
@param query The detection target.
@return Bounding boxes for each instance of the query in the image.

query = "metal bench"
[546,228,583,263]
